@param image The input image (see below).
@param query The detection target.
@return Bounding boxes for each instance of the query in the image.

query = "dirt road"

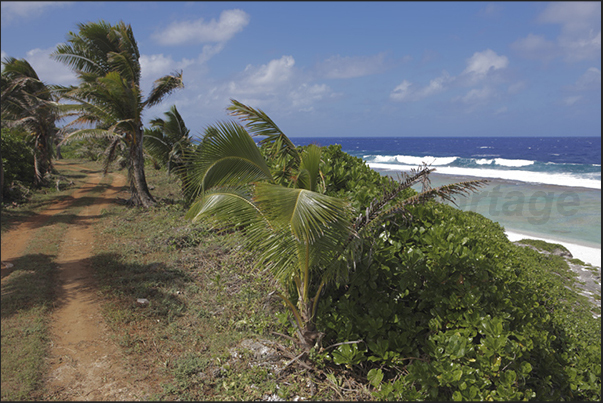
[1,163,154,400]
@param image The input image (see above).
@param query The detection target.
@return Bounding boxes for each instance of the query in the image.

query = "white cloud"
[462,49,509,78]
[559,67,600,108]
[1,1,70,24]
[538,2,600,33]
[290,83,332,110]
[139,54,195,94]
[390,80,413,101]
[419,73,451,97]
[510,34,557,61]
[562,67,601,94]
[495,106,508,115]
[558,30,601,62]
[211,56,297,102]
[197,55,336,114]
[1,50,7,61]
[391,49,508,103]
[573,67,601,90]
[240,55,295,91]
[514,2,601,63]
[455,87,495,104]
[316,53,388,79]
[140,54,194,79]
[24,46,77,86]
[152,9,250,46]
[390,72,451,102]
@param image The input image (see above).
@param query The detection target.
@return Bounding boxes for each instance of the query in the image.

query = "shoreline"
[376,168,601,267]
[368,162,601,190]
[505,229,601,268]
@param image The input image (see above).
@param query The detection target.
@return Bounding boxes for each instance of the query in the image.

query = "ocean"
[290,136,602,266]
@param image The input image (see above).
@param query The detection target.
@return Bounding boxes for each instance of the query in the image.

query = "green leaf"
[367,368,384,388]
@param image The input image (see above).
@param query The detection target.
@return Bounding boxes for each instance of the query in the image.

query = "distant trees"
[51,20,184,207]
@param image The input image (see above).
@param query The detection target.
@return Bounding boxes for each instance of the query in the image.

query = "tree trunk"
[298,298,320,350]
[128,128,155,208]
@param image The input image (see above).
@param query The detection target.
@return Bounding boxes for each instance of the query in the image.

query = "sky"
[1,1,601,139]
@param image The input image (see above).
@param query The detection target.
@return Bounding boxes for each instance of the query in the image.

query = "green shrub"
[2,127,36,197]
[317,204,601,401]
[320,144,405,210]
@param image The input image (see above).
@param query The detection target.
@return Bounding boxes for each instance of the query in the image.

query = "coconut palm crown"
[51,20,184,207]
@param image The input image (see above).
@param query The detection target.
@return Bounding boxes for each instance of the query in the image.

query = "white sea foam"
[505,230,601,268]
[465,158,535,167]
[368,155,458,166]
[494,158,535,167]
[367,162,601,189]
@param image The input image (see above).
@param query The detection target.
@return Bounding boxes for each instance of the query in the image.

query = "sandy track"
[2,164,155,400]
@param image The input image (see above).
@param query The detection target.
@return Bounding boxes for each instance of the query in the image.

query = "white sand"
[506,230,601,268]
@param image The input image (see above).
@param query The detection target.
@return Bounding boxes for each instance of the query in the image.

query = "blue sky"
[1,1,601,138]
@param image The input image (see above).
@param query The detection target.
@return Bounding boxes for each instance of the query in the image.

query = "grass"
[88,165,350,400]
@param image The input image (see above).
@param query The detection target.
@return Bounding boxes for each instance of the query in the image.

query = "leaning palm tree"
[1,57,59,186]
[51,20,184,207]
[185,99,487,351]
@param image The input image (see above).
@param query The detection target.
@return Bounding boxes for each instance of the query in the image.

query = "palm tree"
[1,57,59,186]
[184,120,351,348]
[51,20,184,207]
[185,100,487,350]
[144,105,192,178]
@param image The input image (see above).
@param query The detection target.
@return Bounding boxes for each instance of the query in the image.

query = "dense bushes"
[316,202,600,401]
[320,144,407,210]
[2,128,36,199]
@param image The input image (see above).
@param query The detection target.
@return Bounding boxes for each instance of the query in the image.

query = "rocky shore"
[514,241,601,318]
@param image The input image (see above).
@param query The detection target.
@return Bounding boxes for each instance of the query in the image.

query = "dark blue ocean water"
[290,137,601,189]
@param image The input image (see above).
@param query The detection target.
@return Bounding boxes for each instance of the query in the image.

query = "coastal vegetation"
[1,19,600,401]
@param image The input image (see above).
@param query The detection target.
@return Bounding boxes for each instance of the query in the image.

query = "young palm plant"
[51,20,184,207]
[144,105,193,179]
[185,99,487,351]
[184,120,351,348]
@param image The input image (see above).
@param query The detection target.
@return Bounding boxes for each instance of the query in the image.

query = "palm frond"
[227,99,300,164]
[296,144,322,191]
[182,121,273,198]
[144,71,184,107]
[371,179,488,227]
[254,182,351,245]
